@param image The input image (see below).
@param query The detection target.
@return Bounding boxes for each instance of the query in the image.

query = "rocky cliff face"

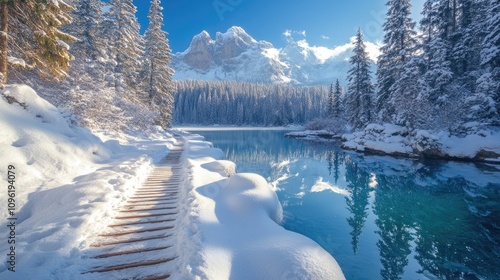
[182,31,213,71]
[172,26,379,85]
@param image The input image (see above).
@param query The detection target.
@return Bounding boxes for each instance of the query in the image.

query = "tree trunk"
[0,2,8,85]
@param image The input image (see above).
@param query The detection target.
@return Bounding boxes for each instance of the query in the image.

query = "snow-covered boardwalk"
[82,138,184,279]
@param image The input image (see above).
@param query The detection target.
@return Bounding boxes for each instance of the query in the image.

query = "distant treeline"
[173,80,329,126]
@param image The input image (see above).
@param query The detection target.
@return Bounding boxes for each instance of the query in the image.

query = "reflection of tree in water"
[327,151,343,184]
[367,159,500,280]
[344,156,371,254]
[373,175,413,280]
[410,177,500,280]
[197,130,337,166]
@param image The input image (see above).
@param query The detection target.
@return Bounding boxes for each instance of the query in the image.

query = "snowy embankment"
[178,134,345,279]
[342,123,500,162]
[0,85,176,279]
[0,85,344,279]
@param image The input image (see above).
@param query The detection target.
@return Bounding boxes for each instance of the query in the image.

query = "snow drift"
[183,137,345,279]
[0,85,174,279]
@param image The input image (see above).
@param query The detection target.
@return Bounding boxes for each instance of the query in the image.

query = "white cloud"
[296,39,352,63]
[283,31,382,64]
[321,35,330,40]
[283,29,307,38]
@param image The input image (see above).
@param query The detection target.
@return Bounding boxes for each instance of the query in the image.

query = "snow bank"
[342,123,500,161]
[181,135,345,279]
[0,85,173,279]
[0,85,343,278]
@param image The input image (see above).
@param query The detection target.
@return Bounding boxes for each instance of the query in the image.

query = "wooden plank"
[127,197,177,203]
[86,257,175,273]
[115,212,178,220]
[129,195,178,200]
[98,226,174,237]
[90,234,172,247]
[119,206,177,213]
[108,218,176,227]
[143,274,171,280]
[121,202,176,208]
[92,246,172,259]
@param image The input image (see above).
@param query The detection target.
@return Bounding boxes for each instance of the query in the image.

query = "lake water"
[187,129,500,280]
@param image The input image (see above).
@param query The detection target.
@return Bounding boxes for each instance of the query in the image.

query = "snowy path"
[81,138,184,279]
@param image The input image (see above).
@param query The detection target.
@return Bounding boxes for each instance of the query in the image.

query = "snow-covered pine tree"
[107,0,144,96]
[474,0,500,125]
[334,79,342,119]
[65,0,103,62]
[420,0,437,70]
[481,0,500,69]
[327,82,335,117]
[142,0,175,128]
[376,0,417,123]
[59,0,130,131]
[0,0,76,86]
[419,0,453,103]
[347,28,374,129]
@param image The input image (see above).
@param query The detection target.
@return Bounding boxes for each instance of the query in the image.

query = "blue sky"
[132,0,425,53]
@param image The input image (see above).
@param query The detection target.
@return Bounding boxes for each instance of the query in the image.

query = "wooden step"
[99,226,174,237]
[119,206,177,213]
[127,197,177,203]
[115,212,178,220]
[92,246,172,259]
[87,257,176,273]
[143,274,171,280]
[130,194,177,199]
[90,234,172,247]
[109,218,176,227]
[121,201,176,208]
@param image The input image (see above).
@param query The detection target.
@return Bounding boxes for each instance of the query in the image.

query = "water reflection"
[344,158,371,255]
[189,130,500,280]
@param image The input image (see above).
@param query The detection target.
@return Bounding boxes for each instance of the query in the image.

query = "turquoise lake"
[187,129,500,280]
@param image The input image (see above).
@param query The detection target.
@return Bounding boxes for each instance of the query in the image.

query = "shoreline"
[285,127,500,164]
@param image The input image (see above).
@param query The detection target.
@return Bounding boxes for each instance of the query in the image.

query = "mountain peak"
[227,26,247,36]
[172,27,379,86]
[215,26,256,44]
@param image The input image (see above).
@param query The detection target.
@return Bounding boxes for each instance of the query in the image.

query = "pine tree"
[347,29,374,130]
[0,0,76,86]
[376,0,417,123]
[327,82,334,117]
[142,0,175,128]
[65,0,103,62]
[107,0,144,95]
[473,0,500,125]
[481,0,500,68]
[334,79,342,119]
[419,1,453,103]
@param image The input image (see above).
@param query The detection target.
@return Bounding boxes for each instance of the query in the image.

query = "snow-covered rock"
[341,123,500,161]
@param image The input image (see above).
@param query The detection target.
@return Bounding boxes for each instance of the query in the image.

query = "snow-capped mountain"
[172,26,380,85]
